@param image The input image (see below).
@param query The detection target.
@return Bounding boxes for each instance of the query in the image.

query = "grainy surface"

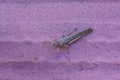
[0,1,120,80]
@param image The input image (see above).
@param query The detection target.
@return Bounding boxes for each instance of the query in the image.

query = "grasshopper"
[51,28,93,48]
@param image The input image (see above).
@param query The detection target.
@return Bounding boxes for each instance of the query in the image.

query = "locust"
[51,28,93,48]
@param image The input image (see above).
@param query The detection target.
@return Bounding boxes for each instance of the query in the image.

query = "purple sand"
[0,1,120,80]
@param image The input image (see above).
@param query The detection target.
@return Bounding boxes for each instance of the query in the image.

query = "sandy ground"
[0,0,120,80]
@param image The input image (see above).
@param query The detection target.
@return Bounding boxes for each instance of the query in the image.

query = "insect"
[51,28,93,48]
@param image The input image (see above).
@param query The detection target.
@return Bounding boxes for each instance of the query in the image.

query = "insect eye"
[52,42,55,45]
[53,41,59,45]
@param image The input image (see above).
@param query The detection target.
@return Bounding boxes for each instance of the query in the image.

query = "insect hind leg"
[67,28,77,36]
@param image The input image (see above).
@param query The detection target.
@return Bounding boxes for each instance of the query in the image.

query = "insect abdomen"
[67,28,93,44]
